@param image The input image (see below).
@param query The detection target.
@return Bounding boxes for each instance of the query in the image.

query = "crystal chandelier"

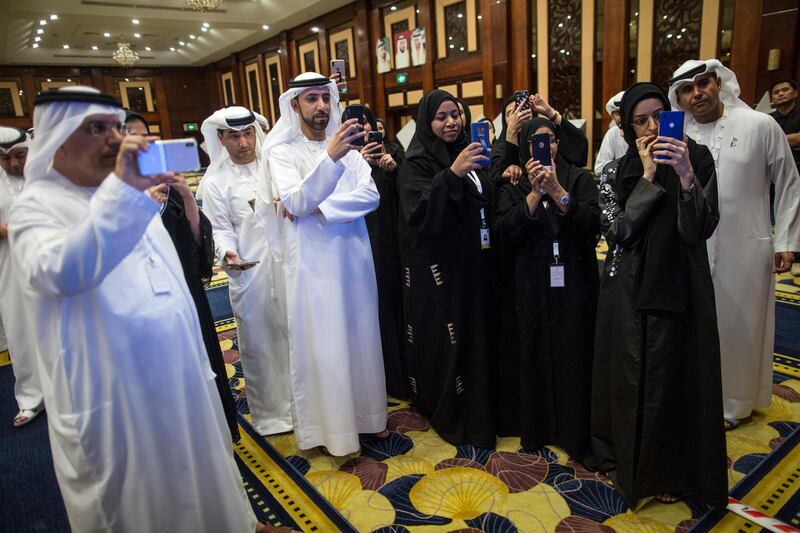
[185,0,223,11]
[113,42,140,68]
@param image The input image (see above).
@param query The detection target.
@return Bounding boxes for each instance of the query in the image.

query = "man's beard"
[301,109,329,131]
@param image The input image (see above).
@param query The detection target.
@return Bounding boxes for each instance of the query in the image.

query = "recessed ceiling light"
[262,24,269,30]
[311,26,319,32]
[66,78,72,82]
[145,46,151,51]
[46,79,51,82]
[92,45,98,50]
[202,22,210,28]
[132,19,140,24]
[189,34,196,39]
[37,29,44,34]
[34,36,41,42]
[125,78,130,82]
[134,33,141,38]
[32,43,39,48]
[103,32,111,37]
[179,41,186,46]
[39,20,47,26]
[170,47,176,51]
[390,5,397,10]
[50,14,58,20]
[201,27,208,32]
[62,44,69,49]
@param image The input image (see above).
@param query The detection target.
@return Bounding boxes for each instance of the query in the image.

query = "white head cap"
[605,91,625,116]
[0,127,30,153]
[667,59,751,115]
[24,86,124,185]
[200,105,265,177]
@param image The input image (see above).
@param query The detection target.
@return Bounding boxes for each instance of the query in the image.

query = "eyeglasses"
[86,120,124,137]
[629,110,663,128]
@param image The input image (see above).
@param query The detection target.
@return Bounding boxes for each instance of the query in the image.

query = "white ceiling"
[0,0,352,67]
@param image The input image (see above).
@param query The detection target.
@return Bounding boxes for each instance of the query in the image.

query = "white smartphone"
[138,138,201,176]
[330,59,346,81]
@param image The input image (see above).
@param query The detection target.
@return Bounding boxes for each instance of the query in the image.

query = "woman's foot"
[13,408,42,427]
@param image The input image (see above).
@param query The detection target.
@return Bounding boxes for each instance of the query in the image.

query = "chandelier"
[185,0,223,11]
[112,42,140,68]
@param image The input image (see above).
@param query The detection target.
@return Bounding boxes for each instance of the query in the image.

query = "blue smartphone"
[656,111,684,160]
[470,122,491,167]
[530,132,552,168]
[137,138,200,176]
[513,90,530,111]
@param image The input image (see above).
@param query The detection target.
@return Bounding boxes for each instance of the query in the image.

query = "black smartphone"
[367,131,383,143]
[530,132,552,168]
[513,90,530,111]
[342,104,365,147]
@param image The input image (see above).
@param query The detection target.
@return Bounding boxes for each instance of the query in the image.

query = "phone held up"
[470,122,492,168]
[330,59,346,82]
[530,132,552,168]
[342,104,366,147]
[656,111,684,160]
[137,138,201,176]
[513,89,530,111]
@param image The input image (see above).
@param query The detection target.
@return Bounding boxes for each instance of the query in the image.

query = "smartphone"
[470,122,491,168]
[330,59,346,82]
[227,260,260,271]
[367,131,383,143]
[513,90,530,111]
[656,111,684,160]
[342,105,365,147]
[138,138,200,176]
[530,133,552,168]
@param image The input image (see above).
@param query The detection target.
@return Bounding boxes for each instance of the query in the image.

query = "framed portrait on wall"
[244,62,263,115]
[0,81,25,118]
[221,71,236,106]
[118,80,156,113]
[411,27,427,66]
[264,53,284,125]
[297,39,321,74]
[394,30,411,70]
[328,26,357,79]
[383,5,417,46]
[376,37,393,74]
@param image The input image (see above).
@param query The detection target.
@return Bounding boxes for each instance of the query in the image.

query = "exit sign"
[396,72,408,84]
[183,123,198,132]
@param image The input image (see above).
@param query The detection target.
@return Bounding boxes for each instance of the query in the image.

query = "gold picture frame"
[244,62,263,115]
[383,5,417,43]
[436,0,478,59]
[221,71,236,106]
[0,81,24,117]
[328,26,357,79]
[264,53,284,124]
[297,39,321,74]
[40,80,77,92]
[118,80,155,112]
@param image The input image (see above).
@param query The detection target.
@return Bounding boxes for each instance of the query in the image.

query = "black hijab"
[405,89,469,171]
[615,82,690,316]
[496,95,517,144]
[362,105,378,131]
[517,117,558,168]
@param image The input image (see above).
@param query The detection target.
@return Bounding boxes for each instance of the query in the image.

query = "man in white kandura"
[669,59,800,430]
[257,72,388,456]
[594,91,629,174]
[200,106,292,436]
[0,127,43,427]
[9,87,263,532]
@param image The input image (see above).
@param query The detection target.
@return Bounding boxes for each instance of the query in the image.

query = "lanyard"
[552,240,560,264]
[467,171,482,194]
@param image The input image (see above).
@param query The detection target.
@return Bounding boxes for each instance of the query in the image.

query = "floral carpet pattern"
[211,244,800,532]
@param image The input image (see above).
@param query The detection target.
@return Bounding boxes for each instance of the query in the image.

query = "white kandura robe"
[202,159,293,435]
[693,107,800,420]
[594,124,629,175]
[0,170,43,412]
[269,134,388,456]
[9,173,257,533]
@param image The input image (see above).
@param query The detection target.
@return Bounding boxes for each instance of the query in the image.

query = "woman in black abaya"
[589,83,726,507]
[397,90,496,447]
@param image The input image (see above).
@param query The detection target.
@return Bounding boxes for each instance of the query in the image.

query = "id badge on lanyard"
[479,208,491,250]
[550,240,564,288]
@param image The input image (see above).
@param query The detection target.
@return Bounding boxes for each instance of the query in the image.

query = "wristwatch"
[559,193,570,206]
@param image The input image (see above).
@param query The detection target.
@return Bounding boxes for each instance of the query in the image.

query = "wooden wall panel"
[602,0,629,104]
[731,0,764,104]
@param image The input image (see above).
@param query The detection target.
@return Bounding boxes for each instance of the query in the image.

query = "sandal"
[13,408,42,427]
[724,418,742,431]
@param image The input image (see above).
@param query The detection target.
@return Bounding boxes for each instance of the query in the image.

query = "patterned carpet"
[210,241,800,532]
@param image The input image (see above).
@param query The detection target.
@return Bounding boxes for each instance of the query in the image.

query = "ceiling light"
[311,26,319,33]
[186,0,223,11]
[32,43,39,48]
[39,20,47,26]
[202,22,210,28]
[190,34,196,39]
[134,33,141,38]
[37,29,44,34]
[103,32,111,37]
[67,78,72,82]
[179,41,186,46]
[262,25,269,30]
[132,19,140,24]
[46,78,51,82]
[201,27,208,32]
[92,45,98,50]
[113,41,140,67]
[170,47,176,51]
[34,36,41,42]
[145,46,151,51]
[62,44,69,49]
[390,5,397,10]
[50,14,58,20]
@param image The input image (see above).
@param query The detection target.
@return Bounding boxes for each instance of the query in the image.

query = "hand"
[165,173,193,199]
[530,94,558,122]
[329,74,347,93]
[653,136,694,188]
[148,183,169,204]
[525,158,547,188]
[539,163,566,200]
[450,142,489,177]
[224,250,241,267]
[775,251,795,273]
[360,141,384,166]
[327,118,364,162]
[502,165,523,185]
[116,134,175,192]
[0,223,7,241]
[506,101,533,144]
[635,134,658,182]
[377,153,397,172]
